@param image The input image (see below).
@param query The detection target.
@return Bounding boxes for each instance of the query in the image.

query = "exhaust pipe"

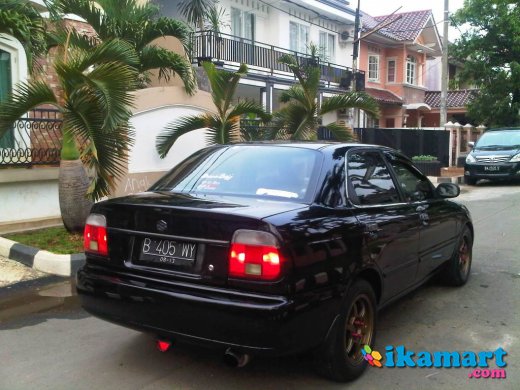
[223,347,251,368]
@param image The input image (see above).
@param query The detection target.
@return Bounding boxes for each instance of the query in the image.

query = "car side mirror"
[436,183,460,198]
[468,141,475,149]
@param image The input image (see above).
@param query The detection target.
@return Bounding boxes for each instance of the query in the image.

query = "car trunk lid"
[92,192,305,286]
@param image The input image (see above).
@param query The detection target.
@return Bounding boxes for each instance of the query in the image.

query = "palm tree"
[271,53,380,141]
[179,0,214,32]
[156,62,270,157]
[0,39,139,231]
[49,0,196,93]
[0,0,46,71]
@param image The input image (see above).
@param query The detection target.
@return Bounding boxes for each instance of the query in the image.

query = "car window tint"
[347,151,399,206]
[151,146,320,202]
[389,159,434,202]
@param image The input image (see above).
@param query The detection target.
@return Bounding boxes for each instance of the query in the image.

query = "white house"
[156,0,361,118]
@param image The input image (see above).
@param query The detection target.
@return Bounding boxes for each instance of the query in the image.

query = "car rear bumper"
[464,162,520,180]
[76,264,337,355]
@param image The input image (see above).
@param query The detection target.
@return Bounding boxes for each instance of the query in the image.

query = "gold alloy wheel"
[459,237,471,277]
[344,294,374,364]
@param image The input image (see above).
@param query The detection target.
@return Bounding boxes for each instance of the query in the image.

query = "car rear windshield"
[476,130,520,148]
[151,145,322,202]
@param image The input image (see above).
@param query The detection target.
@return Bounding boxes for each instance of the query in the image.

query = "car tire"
[316,279,377,382]
[443,226,473,286]
[464,176,477,185]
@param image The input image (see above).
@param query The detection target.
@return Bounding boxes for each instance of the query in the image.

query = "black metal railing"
[240,119,278,141]
[192,31,365,90]
[0,108,62,166]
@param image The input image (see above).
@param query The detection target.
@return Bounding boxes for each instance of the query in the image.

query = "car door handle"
[416,205,428,212]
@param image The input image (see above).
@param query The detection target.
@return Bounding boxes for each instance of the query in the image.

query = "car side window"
[388,159,434,202]
[346,151,400,206]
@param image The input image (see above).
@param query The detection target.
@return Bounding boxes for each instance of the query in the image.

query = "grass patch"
[5,227,83,254]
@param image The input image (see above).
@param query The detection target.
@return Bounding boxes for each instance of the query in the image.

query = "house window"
[290,21,309,53]
[387,59,396,83]
[0,49,14,148]
[368,55,380,81]
[231,7,255,40]
[406,55,417,85]
[319,31,335,61]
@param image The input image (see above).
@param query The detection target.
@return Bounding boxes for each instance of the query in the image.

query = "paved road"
[1,183,519,390]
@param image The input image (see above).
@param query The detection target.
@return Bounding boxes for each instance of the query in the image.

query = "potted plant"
[411,155,442,176]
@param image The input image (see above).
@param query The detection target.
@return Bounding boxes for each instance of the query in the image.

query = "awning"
[403,103,432,111]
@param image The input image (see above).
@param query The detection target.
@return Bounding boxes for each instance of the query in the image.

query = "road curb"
[428,176,464,184]
[0,236,85,277]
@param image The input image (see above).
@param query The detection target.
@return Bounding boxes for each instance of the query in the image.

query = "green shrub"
[412,155,438,161]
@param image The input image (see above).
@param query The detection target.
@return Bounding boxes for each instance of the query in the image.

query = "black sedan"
[77,143,473,382]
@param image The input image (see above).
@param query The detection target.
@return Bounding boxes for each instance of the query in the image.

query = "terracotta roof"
[365,88,403,105]
[424,90,478,108]
[361,10,433,42]
[361,13,401,40]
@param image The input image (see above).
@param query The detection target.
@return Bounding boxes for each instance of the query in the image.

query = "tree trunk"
[59,159,93,233]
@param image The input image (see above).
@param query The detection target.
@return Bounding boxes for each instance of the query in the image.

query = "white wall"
[0,168,61,229]
[158,0,355,67]
[128,105,208,174]
[0,181,59,223]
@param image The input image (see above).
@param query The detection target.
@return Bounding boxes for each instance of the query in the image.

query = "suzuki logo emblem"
[156,220,167,232]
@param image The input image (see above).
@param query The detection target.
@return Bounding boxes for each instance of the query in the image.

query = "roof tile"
[362,10,432,42]
[424,90,478,108]
[365,88,403,105]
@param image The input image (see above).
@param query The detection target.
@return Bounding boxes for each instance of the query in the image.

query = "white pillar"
[444,121,455,166]
[454,122,462,163]
[463,123,474,151]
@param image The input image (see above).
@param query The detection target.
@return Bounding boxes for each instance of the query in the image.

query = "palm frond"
[0,0,47,70]
[323,122,357,142]
[50,0,108,37]
[271,104,313,139]
[280,85,309,107]
[204,5,229,34]
[140,45,196,94]
[141,18,192,51]
[227,101,271,123]
[291,117,317,140]
[76,62,136,129]
[64,95,135,200]
[302,66,322,101]
[207,119,241,145]
[202,62,248,117]
[320,92,380,118]
[156,115,214,158]
[178,0,212,29]
[279,54,307,92]
[74,38,140,72]
[46,27,99,51]
[0,81,59,139]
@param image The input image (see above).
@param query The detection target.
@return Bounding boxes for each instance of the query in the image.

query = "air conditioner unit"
[339,30,352,43]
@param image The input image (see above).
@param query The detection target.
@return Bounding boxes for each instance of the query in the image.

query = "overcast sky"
[358,0,466,39]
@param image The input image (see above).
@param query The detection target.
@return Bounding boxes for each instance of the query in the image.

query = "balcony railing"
[0,108,62,167]
[192,31,365,90]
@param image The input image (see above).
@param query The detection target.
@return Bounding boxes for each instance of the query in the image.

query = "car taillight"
[84,214,108,256]
[228,230,283,280]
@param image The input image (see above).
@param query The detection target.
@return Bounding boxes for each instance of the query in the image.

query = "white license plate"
[139,237,197,266]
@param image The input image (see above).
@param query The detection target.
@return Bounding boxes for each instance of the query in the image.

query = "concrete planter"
[413,160,442,176]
